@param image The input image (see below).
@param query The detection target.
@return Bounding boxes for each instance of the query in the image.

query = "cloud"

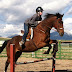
[64,18,72,34]
[42,0,72,14]
[0,0,72,23]
[67,7,72,14]
[64,18,72,24]
[3,24,15,32]
[0,0,72,37]
[0,24,23,37]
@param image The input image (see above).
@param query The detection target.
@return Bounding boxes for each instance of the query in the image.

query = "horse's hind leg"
[15,51,22,63]
[4,51,22,72]
[44,44,52,54]
[4,58,10,72]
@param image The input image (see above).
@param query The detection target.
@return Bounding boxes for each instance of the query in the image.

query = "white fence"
[0,41,4,46]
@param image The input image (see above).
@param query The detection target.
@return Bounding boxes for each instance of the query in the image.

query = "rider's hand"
[38,21,41,23]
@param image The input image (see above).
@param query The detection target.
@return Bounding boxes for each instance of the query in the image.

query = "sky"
[0,0,72,37]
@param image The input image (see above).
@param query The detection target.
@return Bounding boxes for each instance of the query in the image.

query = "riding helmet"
[36,7,44,12]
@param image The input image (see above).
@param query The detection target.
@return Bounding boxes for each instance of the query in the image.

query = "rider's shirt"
[24,13,42,27]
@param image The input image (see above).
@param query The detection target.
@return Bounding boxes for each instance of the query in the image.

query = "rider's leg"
[19,23,28,46]
[22,24,29,42]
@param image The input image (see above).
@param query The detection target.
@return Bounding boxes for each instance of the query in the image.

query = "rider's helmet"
[36,7,44,13]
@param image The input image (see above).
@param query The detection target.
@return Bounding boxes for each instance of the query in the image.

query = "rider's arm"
[24,14,38,26]
[25,14,42,27]
[28,14,38,26]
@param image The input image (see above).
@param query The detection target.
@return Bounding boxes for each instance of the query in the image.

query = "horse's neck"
[34,17,54,36]
[40,18,53,31]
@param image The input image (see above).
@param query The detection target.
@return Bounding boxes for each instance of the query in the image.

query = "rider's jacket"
[24,13,42,27]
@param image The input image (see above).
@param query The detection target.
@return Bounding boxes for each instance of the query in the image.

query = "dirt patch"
[0,57,72,72]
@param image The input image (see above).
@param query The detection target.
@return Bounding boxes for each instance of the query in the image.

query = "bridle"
[56,19,64,32]
[37,18,64,34]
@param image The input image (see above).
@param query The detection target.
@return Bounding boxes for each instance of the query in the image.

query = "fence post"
[52,52,56,72]
[59,41,61,59]
[10,44,15,72]
[35,51,37,58]
[32,52,34,58]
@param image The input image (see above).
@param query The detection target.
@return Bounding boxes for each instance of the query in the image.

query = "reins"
[37,18,64,34]
[35,21,57,34]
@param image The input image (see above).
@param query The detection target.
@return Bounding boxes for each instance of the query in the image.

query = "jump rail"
[10,44,56,72]
[16,57,53,64]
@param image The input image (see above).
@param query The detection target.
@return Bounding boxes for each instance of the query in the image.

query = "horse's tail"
[0,40,10,53]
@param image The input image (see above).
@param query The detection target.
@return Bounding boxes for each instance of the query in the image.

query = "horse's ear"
[55,13,64,19]
[61,14,64,17]
[55,13,61,19]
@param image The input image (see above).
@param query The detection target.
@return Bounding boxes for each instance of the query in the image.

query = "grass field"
[0,37,11,41]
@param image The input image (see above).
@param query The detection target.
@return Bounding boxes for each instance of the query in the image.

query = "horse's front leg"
[43,44,52,54]
[44,39,58,54]
[49,40,58,54]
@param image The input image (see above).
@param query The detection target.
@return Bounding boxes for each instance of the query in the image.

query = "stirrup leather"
[26,27,33,41]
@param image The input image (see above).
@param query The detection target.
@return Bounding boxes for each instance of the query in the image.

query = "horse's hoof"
[43,51,49,54]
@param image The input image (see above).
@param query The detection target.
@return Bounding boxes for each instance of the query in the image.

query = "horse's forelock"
[55,13,63,18]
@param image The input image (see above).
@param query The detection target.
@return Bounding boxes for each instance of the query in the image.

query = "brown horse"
[0,13,64,72]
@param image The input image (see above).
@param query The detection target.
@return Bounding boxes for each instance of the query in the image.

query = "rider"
[19,6,44,46]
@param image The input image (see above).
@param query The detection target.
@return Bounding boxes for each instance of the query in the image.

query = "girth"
[30,39,38,49]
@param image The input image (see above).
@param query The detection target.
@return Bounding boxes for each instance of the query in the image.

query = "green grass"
[0,37,11,41]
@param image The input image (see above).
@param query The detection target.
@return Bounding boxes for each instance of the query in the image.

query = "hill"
[5,32,72,40]
[50,32,72,40]
[8,34,19,38]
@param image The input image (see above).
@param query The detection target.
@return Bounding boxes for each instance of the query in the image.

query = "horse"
[0,13,64,72]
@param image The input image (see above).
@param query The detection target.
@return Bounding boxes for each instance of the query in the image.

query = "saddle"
[21,27,33,41]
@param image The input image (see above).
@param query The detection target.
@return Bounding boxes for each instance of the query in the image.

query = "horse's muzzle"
[59,32,64,36]
[58,28,64,36]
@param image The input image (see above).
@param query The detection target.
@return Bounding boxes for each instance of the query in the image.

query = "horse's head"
[53,13,64,36]
[44,13,64,36]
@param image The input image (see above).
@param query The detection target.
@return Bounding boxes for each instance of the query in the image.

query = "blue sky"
[0,0,72,37]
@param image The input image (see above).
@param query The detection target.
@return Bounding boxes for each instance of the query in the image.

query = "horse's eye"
[59,21,62,23]
[59,21,61,23]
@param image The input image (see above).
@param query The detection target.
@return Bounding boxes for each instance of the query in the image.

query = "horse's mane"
[44,13,62,19]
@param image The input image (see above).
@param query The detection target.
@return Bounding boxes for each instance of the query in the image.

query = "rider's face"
[39,12,43,15]
[37,11,43,15]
